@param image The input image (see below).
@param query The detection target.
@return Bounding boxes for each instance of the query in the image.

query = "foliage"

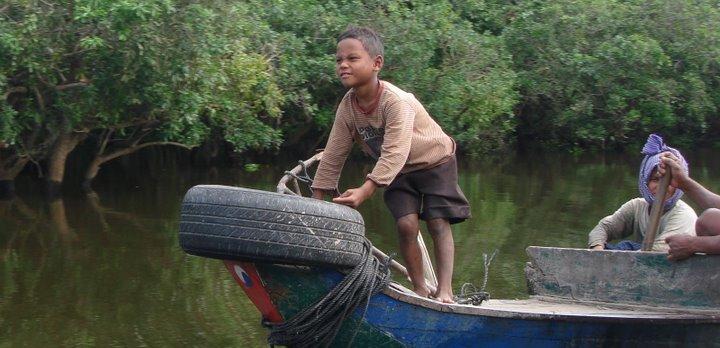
[2,0,720,188]
[504,0,720,150]
[0,0,285,175]
[240,0,518,154]
[376,1,518,154]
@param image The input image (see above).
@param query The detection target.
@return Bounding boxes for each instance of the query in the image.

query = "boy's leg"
[396,213,431,297]
[426,217,454,303]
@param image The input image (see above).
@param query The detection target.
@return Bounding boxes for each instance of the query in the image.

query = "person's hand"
[666,234,696,261]
[591,244,604,250]
[332,180,377,208]
[332,188,369,208]
[659,152,688,191]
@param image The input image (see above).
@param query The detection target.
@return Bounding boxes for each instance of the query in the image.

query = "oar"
[417,232,439,289]
[641,166,673,251]
[371,246,437,295]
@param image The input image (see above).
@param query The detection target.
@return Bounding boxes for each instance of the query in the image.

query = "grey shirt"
[588,198,697,251]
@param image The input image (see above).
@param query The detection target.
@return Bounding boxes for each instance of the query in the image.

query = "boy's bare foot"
[413,285,432,299]
[433,289,455,304]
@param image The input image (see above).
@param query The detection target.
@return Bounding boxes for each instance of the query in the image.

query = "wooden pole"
[371,246,437,295]
[417,232,439,289]
[642,166,673,251]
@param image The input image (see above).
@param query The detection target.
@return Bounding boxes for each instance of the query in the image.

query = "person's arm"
[311,104,354,198]
[332,100,414,209]
[666,234,720,261]
[660,152,720,210]
[588,200,636,249]
[666,208,720,260]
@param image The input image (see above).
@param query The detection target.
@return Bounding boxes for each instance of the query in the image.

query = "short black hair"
[338,26,384,57]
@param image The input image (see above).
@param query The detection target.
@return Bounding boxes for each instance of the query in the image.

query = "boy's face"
[647,168,677,202]
[335,38,382,89]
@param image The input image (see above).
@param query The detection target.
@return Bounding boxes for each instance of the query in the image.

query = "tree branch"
[132,129,154,146]
[97,129,113,156]
[103,118,147,131]
[55,81,90,91]
[33,87,46,111]
[97,141,195,164]
[3,87,28,100]
[62,49,93,58]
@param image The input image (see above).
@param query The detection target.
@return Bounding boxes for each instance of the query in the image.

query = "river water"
[1,150,718,346]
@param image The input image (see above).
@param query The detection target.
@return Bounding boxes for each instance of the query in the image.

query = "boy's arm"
[365,100,415,187]
[588,200,636,249]
[332,179,377,208]
[660,152,720,210]
[312,108,354,198]
[332,101,413,208]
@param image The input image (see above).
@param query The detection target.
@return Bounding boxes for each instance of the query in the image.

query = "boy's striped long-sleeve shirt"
[312,81,454,192]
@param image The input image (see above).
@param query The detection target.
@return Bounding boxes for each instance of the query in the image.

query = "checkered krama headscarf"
[638,134,688,211]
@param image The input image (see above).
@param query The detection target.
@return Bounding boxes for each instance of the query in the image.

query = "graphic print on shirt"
[358,125,384,159]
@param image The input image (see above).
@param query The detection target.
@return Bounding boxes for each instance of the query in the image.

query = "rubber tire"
[179,185,366,267]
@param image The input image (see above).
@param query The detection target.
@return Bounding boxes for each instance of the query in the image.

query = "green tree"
[1,0,285,193]
[242,0,518,154]
[504,0,720,150]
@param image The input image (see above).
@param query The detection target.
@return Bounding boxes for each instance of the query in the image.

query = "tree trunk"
[81,158,102,193]
[0,181,14,200]
[84,190,109,230]
[46,131,87,197]
[48,198,76,242]
[0,154,29,199]
[82,141,193,190]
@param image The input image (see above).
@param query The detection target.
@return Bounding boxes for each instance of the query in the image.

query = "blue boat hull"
[363,294,716,347]
[257,264,720,347]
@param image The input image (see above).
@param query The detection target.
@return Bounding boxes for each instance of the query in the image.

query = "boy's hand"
[666,234,696,261]
[659,152,688,190]
[333,180,377,208]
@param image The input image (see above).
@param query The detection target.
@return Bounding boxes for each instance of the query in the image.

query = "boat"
[179,152,720,347]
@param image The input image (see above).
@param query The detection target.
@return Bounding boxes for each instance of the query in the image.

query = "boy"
[311,26,470,303]
[588,134,696,251]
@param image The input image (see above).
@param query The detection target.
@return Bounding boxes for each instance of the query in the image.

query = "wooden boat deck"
[385,282,720,323]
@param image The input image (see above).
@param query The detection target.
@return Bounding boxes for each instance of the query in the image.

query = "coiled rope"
[455,249,497,306]
[267,238,391,348]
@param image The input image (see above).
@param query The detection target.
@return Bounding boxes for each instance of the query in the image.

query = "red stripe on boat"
[223,260,283,323]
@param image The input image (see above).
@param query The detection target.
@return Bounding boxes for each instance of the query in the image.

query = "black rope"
[267,239,391,348]
[455,283,490,306]
[454,249,497,306]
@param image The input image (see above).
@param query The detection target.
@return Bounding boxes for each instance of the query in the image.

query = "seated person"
[588,134,697,251]
[660,152,720,260]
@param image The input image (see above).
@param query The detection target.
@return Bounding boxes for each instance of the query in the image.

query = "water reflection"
[1,151,718,346]
[0,173,277,346]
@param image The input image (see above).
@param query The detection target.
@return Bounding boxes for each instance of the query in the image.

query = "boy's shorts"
[383,155,470,224]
